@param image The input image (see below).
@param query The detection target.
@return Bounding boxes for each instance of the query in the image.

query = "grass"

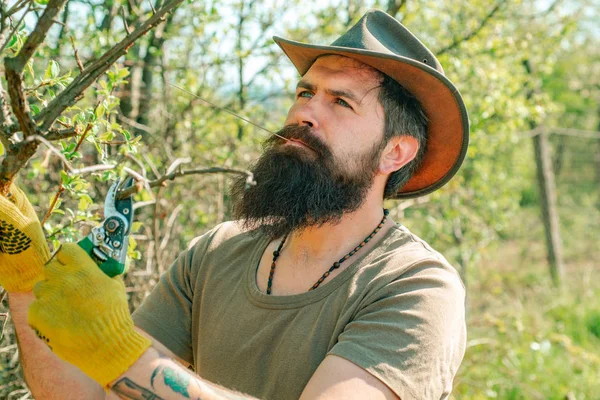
[453,206,600,399]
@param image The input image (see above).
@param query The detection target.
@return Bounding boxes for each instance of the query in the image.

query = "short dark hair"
[377,74,428,199]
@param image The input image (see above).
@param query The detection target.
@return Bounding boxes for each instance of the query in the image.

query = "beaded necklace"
[266,209,389,295]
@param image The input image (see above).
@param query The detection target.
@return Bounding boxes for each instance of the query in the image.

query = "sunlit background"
[0,0,599,398]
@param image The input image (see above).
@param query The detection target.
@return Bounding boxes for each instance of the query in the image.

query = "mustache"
[266,125,332,159]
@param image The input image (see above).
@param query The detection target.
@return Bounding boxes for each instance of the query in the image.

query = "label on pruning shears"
[77,177,135,277]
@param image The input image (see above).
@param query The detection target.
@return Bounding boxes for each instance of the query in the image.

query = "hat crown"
[331,10,443,74]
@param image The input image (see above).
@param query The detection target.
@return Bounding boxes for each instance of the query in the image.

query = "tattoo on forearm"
[112,378,166,400]
[151,364,193,397]
[146,355,255,400]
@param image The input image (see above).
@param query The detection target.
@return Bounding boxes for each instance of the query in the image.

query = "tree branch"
[34,0,184,132]
[45,126,78,140]
[0,76,12,128]
[6,0,32,17]
[436,0,506,55]
[10,0,68,72]
[116,166,255,199]
[386,0,407,17]
[4,59,36,138]
[0,1,32,56]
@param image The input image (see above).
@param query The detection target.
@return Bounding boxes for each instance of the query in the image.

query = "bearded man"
[4,9,469,400]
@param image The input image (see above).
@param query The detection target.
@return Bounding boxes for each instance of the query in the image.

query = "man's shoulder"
[378,224,462,283]
[186,220,264,253]
[384,224,447,262]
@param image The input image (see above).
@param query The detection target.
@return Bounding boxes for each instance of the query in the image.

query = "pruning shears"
[77,177,135,277]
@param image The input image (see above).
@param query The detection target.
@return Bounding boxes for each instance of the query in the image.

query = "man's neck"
[283,198,392,266]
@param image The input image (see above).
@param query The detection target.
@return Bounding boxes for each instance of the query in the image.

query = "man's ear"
[378,136,419,175]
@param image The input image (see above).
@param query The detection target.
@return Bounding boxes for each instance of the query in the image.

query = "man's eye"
[297,91,312,99]
[336,98,352,108]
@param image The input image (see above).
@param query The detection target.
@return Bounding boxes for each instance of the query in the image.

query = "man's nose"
[291,102,319,130]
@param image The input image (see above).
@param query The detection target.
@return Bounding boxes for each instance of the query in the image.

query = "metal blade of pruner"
[77,177,135,277]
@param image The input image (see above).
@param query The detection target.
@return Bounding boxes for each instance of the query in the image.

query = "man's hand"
[0,183,50,292]
[28,243,151,389]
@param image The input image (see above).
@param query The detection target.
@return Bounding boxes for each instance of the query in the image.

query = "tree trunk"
[532,127,565,286]
[523,59,565,287]
[136,14,173,135]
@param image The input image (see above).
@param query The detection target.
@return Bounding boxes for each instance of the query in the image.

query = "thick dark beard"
[230,125,384,239]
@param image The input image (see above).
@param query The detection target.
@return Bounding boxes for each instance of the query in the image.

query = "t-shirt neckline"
[244,223,402,309]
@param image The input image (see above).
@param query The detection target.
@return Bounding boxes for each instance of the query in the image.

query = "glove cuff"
[77,306,152,388]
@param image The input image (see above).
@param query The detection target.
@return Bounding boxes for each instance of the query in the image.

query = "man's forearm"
[110,347,258,400]
[8,292,106,400]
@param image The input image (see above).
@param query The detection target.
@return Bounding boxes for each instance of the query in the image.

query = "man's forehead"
[301,55,382,95]
[309,55,381,78]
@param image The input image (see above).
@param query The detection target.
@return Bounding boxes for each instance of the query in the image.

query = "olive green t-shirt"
[132,221,466,400]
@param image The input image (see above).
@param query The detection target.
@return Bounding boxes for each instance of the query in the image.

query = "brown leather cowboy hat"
[273,9,469,199]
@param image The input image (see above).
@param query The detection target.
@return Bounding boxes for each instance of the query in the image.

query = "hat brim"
[274,36,469,199]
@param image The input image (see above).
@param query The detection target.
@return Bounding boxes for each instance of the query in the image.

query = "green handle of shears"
[77,237,125,278]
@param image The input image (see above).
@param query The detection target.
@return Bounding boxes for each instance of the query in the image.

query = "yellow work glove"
[0,183,50,292]
[28,243,151,389]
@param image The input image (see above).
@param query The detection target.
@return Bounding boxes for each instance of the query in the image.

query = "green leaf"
[78,194,93,211]
[131,222,143,233]
[6,35,18,50]
[117,68,130,79]
[45,60,60,80]
[49,197,62,210]
[26,60,34,80]
[60,170,70,185]
[96,104,106,118]
[99,131,115,141]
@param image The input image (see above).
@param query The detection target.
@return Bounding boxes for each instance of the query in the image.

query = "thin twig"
[24,80,54,93]
[120,6,131,34]
[41,182,63,225]
[0,344,18,354]
[0,1,32,55]
[25,135,73,171]
[166,81,279,137]
[153,184,164,272]
[159,203,183,251]
[122,166,146,182]
[437,0,506,55]
[6,0,31,16]
[116,166,255,199]
[69,164,116,175]
[165,157,191,175]
[70,36,84,73]
[117,113,153,134]
[45,126,78,140]
[34,0,184,132]
[11,0,69,72]
[148,0,157,14]
[75,122,93,152]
